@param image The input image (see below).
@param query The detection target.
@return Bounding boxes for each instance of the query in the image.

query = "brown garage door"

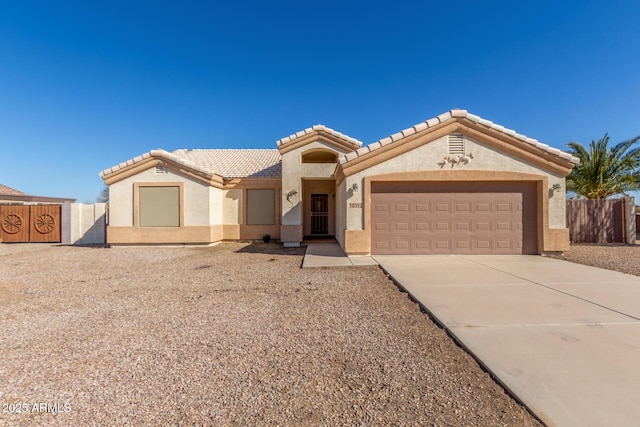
[371,182,537,255]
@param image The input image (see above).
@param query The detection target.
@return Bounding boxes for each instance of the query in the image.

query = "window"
[139,186,180,227]
[448,133,465,155]
[302,150,338,163]
[246,189,275,225]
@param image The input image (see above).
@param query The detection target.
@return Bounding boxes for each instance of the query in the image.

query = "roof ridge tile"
[339,109,580,165]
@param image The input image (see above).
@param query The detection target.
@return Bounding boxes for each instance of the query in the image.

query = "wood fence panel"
[566,199,624,243]
[0,205,30,242]
[28,204,61,243]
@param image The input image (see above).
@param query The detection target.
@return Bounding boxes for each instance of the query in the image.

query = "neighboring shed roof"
[172,149,281,178]
[0,183,26,196]
[338,109,580,166]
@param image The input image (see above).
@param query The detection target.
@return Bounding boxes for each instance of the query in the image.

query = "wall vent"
[448,133,465,155]
[155,166,165,175]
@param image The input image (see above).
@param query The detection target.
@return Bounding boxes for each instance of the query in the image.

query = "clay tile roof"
[0,183,26,196]
[338,109,580,165]
[276,124,363,148]
[172,149,281,178]
[100,149,281,179]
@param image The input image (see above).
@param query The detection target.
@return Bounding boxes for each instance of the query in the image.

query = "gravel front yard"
[550,243,640,276]
[0,243,540,426]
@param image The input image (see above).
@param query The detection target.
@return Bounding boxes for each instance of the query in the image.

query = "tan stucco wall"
[338,134,569,254]
[280,141,350,243]
[223,189,242,225]
[107,166,224,244]
[109,167,215,227]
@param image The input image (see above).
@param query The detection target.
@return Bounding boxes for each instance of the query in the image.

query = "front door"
[310,194,329,234]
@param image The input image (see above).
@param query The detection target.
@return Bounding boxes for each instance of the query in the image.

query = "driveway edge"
[377,264,550,427]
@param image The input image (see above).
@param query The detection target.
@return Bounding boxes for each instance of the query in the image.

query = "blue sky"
[1,1,639,202]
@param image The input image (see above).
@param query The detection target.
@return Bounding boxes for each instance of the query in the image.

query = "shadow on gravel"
[234,242,306,256]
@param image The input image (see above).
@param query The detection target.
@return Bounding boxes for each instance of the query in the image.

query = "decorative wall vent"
[448,133,465,155]
[155,166,165,175]
[440,133,473,168]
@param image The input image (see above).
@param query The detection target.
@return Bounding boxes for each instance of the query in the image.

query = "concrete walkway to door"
[302,242,378,268]
[374,254,640,427]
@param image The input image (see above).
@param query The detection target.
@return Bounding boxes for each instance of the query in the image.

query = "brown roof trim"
[338,109,578,168]
[102,156,224,188]
[277,126,362,154]
[221,177,282,189]
[337,114,576,179]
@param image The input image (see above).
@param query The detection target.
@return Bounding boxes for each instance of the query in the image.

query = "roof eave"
[338,113,577,179]
[100,150,224,188]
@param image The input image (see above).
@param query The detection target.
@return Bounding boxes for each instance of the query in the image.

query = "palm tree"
[566,134,640,198]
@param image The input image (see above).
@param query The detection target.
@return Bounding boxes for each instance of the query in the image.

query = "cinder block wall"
[62,203,107,245]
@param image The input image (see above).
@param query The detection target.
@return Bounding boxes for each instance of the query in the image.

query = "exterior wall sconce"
[552,183,561,192]
[286,189,298,203]
[352,183,358,192]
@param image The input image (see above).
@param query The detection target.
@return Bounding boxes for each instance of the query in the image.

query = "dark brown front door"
[310,194,329,235]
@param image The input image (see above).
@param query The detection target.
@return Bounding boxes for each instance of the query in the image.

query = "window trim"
[133,182,185,228]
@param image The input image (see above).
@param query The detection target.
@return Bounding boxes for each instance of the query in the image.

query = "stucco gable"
[276,124,363,155]
[99,149,223,186]
[337,109,579,178]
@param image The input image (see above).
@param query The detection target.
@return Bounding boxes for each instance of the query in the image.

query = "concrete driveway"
[374,255,640,427]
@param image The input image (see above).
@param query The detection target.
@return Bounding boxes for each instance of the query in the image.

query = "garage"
[371,181,538,255]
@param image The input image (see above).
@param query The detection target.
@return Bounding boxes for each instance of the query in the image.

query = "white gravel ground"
[0,242,541,426]
[550,243,640,276]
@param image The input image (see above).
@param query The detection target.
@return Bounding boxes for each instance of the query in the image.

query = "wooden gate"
[566,198,628,244]
[0,205,61,243]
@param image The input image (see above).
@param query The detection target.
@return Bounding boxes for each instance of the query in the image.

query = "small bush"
[262,234,271,243]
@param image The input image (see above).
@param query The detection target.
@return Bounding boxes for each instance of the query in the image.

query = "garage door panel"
[474,220,492,232]
[454,202,472,214]
[494,220,514,232]
[414,240,430,250]
[434,203,451,213]
[431,239,452,253]
[393,221,410,231]
[454,220,471,231]
[432,220,451,232]
[374,221,389,231]
[494,238,517,253]
[374,202,389,213]
[454,239,472,252]
[475,239,492,250]
[474,202,492,213]
[415,203,430,213]
[371,182,537,255]
[413,221,430,232]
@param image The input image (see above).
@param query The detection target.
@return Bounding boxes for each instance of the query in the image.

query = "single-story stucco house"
[100,109,578,254]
